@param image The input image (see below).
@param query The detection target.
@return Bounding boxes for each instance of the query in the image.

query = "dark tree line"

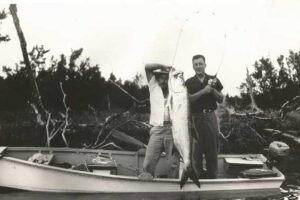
[0,46,149,112]
[1,47,300,112]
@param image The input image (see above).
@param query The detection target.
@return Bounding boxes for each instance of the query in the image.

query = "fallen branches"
[285,111,300,127]
[110,129,147,148]
[280,96,300,115]
[108,79,149,105]
[246,125,267,144]
[263,128,300,146]
[29,82,71,147]
[219,131,229,142]
[99,142,124,151]
[92,111,130,147]
[92,116,135,149]
[130,120,152,129]
[225,106,272,120]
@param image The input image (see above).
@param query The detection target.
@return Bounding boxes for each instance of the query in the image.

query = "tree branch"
[246,68,263,113]
[60,82,70,147]
[108,79,149,104]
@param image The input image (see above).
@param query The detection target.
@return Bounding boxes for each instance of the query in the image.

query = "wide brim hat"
[153,69,170,75]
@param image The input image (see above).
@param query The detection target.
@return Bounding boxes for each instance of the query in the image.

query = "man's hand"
[208,78,217,88]
[166,66,172,72]
[189,85,212,102]
[202,85,213,94]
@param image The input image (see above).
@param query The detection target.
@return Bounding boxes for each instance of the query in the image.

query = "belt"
[193,109,215,114]
[202,109,214,113]
[163,121,171,125]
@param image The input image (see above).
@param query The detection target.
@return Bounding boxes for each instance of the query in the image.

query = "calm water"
[0,189,290,200]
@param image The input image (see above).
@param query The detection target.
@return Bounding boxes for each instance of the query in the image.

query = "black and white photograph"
[0,0,300,199]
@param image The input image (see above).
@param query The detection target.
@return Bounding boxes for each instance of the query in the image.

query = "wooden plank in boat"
[225,157,263,166]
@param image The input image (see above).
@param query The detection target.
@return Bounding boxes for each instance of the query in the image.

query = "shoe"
[138,172,154,180]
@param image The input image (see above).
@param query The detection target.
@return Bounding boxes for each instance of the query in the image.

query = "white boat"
[0,146,284,193]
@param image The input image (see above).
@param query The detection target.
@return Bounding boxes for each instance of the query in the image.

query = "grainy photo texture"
[0,1,300,199]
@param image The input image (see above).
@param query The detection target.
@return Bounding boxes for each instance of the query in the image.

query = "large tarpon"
[167,69,200,189]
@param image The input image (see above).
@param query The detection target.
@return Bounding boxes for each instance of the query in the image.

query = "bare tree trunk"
[263,128,300,146]
[9,4,46,114]
[246,68,263,113]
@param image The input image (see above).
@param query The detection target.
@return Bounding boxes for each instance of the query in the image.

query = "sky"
[1,0,300,95]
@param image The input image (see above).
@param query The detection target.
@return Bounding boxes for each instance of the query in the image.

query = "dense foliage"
[0,46,149,112]
[236,51,300,109]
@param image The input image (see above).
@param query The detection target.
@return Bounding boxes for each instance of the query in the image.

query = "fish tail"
[180,166,200,189]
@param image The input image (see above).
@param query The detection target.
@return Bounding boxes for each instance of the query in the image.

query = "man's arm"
[210,78,224,103]
[212,89,224,103]
[189,85,213,103]
[188,85,223,103]
[145,63,171,82]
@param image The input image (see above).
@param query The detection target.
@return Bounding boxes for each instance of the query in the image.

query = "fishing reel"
[208,77,218,88]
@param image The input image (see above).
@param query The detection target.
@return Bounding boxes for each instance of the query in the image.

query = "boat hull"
[0,147,284,193]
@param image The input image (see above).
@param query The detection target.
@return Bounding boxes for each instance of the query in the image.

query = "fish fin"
[180,166,200,189]
[190,167,201,188]
[180,168,189,189]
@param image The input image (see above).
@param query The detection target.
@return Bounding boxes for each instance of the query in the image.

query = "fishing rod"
[213,33,227,79]
[171,11,201,69]
[171,10,227,81]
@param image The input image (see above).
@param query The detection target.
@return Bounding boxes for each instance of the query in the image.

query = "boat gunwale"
[0,181,284,194]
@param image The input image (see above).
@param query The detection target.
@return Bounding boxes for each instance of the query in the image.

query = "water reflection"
[0,189,283,200]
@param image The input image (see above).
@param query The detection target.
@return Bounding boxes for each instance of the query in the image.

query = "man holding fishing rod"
[186,54,224,179]
[139,63,179,179]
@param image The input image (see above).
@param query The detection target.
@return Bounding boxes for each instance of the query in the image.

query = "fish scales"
[168,69,200,189]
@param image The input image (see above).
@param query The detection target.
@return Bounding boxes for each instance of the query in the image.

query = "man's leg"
[203,112,219,179]
[191,115,205,178]
[163,125,180,178]
[142,126,164,177]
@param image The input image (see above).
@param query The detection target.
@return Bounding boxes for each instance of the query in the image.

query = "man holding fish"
[140,54,223,187]
[139,63,179,180]
[140,63,200,188]
[185,54,224,179]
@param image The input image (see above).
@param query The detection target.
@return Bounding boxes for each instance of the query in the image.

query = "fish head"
[169,69,186,93]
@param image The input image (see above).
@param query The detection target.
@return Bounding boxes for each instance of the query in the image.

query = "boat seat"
[28,153,54,165]
[239,168,278,178]
[86,156,117,175]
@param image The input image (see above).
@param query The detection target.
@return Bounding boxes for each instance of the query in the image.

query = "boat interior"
[1,147,280,179]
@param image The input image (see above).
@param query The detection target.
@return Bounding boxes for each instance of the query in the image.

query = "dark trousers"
[191,112,219,178]
[143,124,179,178]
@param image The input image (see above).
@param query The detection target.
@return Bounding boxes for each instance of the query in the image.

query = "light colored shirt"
[164,99,170,122]
[148,76,170,126]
